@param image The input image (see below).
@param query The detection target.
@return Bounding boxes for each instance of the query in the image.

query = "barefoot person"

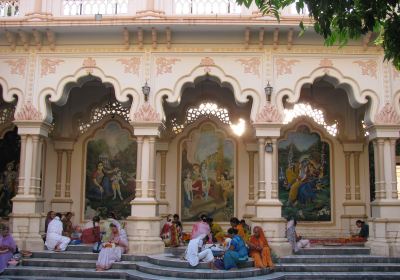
[96,223,128,271]
[248,226,274,269]
[185,233,214,268]
[45,213,70,252]
[0,224,16,274]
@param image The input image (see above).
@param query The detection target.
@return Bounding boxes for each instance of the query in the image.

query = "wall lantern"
[265,142,273,153]
[142,81,150,102]
[264,81,273,102]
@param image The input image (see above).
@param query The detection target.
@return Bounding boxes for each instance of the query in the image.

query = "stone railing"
[0,0,308,19]
[0,0,19,17]
[63,0,128,15]
[174,0,242,15]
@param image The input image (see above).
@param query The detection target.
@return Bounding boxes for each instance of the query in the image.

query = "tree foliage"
[236,0,400,70]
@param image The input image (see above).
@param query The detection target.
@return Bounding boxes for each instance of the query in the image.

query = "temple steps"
[2,245,400,279]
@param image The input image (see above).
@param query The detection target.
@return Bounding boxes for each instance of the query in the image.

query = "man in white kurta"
[185,233,214,267]
[45,214,70,251]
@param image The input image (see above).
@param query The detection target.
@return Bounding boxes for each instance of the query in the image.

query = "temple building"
[0,0,399,257]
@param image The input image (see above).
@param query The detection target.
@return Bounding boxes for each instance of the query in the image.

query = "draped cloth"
[0,233,16,273]
[185,234,214,267]
[223,234,248,270]
[45,217,71,251]
[96,224,128,270]
[102,218,121,243]
[81,221,101,244]
[248,226,274,268]
[191,221,212,241]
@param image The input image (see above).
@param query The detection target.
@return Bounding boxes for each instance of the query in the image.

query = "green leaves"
[236,0,400,70]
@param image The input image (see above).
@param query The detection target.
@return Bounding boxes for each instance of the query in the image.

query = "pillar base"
[366,216,400,257]
[158,199,170,217]
[51,198,73,212]
[251,217,291,257]
[127,198,164,255]
[340,201,367,236]
[9,213,44,251]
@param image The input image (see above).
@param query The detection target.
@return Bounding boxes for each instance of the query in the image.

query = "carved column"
[248,150,255,200]
[17,135,27,195]
[135,136,143,198]
[55,150,63,197]
[353,152,361,200]
[51,141,74,212]
[341,143,366,237]
[344,152,351,200]
[271,138,278,199]
[65,150,72,198]
[257,138,266,199]
[29,135,42,196]
[11,120,51,251]
[128,106,164,254]
[160,151,167,200]
[367,124,400,257]
[252,121,290,257]
[389,139,398,199]
[148,136,156,198]
[376,138,386,199]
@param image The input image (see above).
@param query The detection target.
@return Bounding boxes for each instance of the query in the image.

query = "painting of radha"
[85,120,137,219]
[278,125,331,222]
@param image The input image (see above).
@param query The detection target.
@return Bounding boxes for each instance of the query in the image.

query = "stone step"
[0,277,114,280]
[280,254,400,264]
[277,263,400,273]
[296,247,370,255]
[147,253,254,269]
[65,244,93,252]
[2,266,283,280]
[31,251,140,261]
[2,266,129,279]
[21,258,137,270]
[282,272,400,279]
[134,261,272,279]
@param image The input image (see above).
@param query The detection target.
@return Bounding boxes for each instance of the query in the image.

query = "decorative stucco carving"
[255,102,283,123]
[275,58,299,76]
[14,101,43,121]
[5,58,26,77]
[353,59,377,78]
[393,66,399,79]
[41,58,64,77]
[319,58,333,68]
[82,57,96,74]
[117,57,141,75]
[235,57,260,77]
[200,57,215,73]
[133,103,161,122]
[155,57,180,76]
[374,103,400,125]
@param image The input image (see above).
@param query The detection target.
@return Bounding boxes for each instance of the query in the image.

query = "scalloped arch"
[275,67,379,124]
[38,67,140,123]
[0,77,23,109]
[154,65,260,121]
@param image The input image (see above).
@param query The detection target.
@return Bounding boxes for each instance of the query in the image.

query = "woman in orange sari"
[247,226,274,269]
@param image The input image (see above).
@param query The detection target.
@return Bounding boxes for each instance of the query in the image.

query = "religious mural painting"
[85,121,136,220]
[278,125,331,221]
[181,123,235,222]
[0,127,20,217]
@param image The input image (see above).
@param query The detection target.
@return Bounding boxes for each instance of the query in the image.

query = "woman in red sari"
[247,226,274,269]
[81,216,101,244]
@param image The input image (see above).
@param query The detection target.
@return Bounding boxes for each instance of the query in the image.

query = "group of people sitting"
[43,211,128,271]
[181,215,275,270]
